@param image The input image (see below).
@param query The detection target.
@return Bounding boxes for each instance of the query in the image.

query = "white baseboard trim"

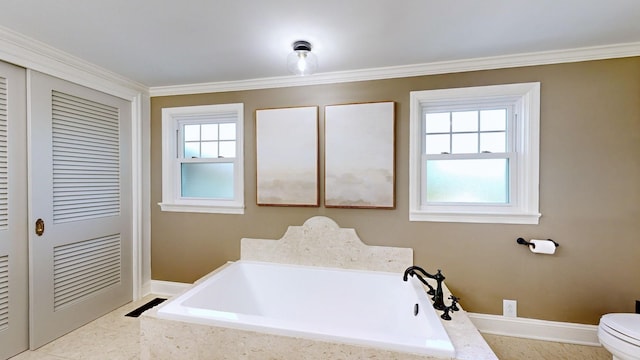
[139,280,152,300]
[149,280,192,297]
[468,313,600,347]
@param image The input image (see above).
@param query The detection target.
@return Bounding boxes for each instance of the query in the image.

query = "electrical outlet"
[503,299,517,317]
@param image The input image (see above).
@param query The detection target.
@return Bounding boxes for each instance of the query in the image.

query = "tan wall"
[151,57,640,325]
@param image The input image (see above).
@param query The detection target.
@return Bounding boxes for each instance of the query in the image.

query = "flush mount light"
[287,40,318,76]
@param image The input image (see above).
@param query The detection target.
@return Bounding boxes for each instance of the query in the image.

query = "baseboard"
[148,280,192,297]
[139,280,152,299]
[468,313,600,346]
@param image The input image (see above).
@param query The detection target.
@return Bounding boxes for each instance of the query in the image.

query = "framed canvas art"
[256,106,319,206]
[324,101,395,208]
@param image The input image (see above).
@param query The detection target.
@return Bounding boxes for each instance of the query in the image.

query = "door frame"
[0,27,150,300]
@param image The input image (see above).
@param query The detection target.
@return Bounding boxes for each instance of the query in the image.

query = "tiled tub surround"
[7,293,609,359]
[152,261,455,358]
[140,216,497,359]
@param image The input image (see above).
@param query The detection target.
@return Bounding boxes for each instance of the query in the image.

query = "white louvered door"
[0,61,28,359]
[29,71,132,349]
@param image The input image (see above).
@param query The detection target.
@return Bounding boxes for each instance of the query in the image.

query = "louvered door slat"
[53,91,120,116]
[53,234,121,310]
[54,141,119,153]
[54,133,119,148]
[52,121,118,139]
[53,152,119,163]
[54,255,120,286]
[0,76,7,230]
[54,157,119,166]
[52,91,120,224]
[0,256,8,331]
[0,76,8,328]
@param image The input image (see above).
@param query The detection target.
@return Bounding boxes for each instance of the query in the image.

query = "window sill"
[158,202,245,214]
[409,211,541,224]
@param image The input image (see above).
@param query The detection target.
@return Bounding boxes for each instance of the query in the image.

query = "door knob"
[35,218,45,236]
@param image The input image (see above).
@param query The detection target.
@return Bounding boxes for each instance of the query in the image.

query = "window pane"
[425,112,450,133]
[181,162,234,199]
[480,132,506,153]
[426,159,508,203]
[219,123,236,140]
[480,109,507,131]
[184,142,200,158]
[219,141,236,158]
[451,133,477,154]
[201,124,218,141]
[451,111,478,132]
[201,141,218,158]
[184,124,200,141]
[425,134,450,154]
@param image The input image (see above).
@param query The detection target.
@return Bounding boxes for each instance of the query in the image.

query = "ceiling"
[1,0,639,88]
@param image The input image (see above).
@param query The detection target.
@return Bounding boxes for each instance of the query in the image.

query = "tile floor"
[9,295,612,360]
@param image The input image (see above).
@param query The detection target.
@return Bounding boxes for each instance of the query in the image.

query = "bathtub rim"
[155,260,456,358]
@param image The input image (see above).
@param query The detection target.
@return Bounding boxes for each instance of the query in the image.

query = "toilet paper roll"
[529,239,556,255]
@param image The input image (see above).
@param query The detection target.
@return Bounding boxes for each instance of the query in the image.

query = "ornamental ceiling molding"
[150,41,640,97]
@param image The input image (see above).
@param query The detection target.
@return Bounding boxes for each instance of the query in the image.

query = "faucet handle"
[449,295,460,312]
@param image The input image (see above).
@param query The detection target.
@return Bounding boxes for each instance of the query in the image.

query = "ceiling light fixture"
[287,40,318,76]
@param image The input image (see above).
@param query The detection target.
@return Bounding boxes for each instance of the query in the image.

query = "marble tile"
[87,294,160,335]
[12,296,163,360]
[139,313,199,360]
[482,334,612,360]
[37,324,139,360]
[142,309,486,360]
[241,216,413,273]
[10,296,614,360]
[8,352,69,360]
[442,311,496,360]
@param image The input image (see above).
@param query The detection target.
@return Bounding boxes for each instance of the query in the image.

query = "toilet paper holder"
[516,237,559,248]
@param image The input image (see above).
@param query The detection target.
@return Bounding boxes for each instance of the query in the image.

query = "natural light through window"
[426,159,508,203]
[409,83,540,224]
[424,108,510,204]
[159,103,244,214]
[179,121,237,199]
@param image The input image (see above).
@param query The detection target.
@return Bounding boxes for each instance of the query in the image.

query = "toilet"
[598,313,640,360]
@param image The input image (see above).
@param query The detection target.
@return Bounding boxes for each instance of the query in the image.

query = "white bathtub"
[156,260,455,358]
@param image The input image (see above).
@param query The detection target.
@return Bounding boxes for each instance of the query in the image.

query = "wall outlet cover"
[503,299,517,317]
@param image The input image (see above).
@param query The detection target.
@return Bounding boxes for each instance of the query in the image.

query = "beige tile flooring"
[481,334,611,360]
[9,295,612,360]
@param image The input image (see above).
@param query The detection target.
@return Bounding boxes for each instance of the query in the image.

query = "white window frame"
[159,103,244,214]
[409,82,541,224]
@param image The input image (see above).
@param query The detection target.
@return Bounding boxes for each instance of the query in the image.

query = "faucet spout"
[403,265,447,311]
[403,265,425,281]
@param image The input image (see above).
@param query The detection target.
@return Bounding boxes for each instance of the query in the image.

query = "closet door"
[29,71,132,348]
[0,62,28,359]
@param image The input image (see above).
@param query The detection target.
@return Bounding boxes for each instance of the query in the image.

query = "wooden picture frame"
[256,106,319,206]
[324,101,395,208]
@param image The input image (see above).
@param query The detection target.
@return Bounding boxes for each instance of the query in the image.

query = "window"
[159,103,244,214]
[409,83,540,224]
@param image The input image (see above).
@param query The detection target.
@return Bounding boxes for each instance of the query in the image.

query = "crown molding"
[150,41,640,97]
[4,21,637,99]
[0,25,147,99]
